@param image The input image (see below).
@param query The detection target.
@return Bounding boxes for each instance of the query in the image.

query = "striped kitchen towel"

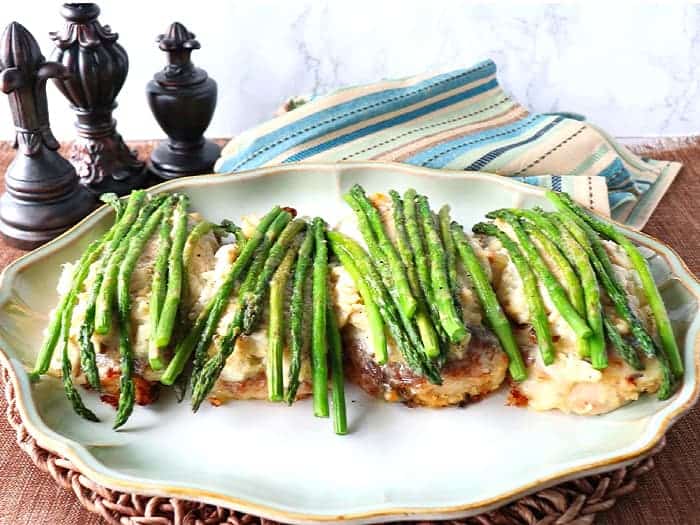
[215,59,681,228]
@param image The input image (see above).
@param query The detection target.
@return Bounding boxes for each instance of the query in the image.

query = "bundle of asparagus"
[32,191,191,428]
[32,184,681,432]
[478,191,680,406]
[331,185,521,407]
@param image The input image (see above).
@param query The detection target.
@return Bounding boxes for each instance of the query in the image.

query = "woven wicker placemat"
[0,138,697,525]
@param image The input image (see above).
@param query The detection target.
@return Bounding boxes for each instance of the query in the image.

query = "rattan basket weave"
[2,367,664,525]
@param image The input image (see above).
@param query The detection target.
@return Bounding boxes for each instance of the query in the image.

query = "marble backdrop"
[0,1,698,140]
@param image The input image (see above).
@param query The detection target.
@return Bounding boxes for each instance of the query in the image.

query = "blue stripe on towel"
[464,116,564,171]
[283,78,499,163]
[598,158,633,190]
[217,60,497,172]
[405,114,550,169]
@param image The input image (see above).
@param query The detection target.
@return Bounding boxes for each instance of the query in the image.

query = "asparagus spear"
[94,194,164,335]
[183,221,216,271]
[154,195,190,348]
[219,219,246,246]
[347,184,417,319]
[547,191,683,378]
[148,204,175,370]
[487,208,560,241]
[268,239,299,401]
[439,205,463,315]
[403,189,447,344]
[491,210,592,342]
[54,239,104,420]
[328,232,442,384]
[522,221,585,315]
[32,192,144,381]
[473,222,556,365]
[311,218,330,418]
[328,240,387,365]
[521,221,591,360]
[547,213,607,369]
[159,207,284,385]
[189,211,294,407]
[31,238,103,384]
[241,218,307,334]
[603,315,643,370]
[60,295,99,422]
[390,190,440,359]
[451,224,527,381]
[416,194,468,343]
[327,303,347,435]
[114,198,172,429]
[286,231,320,403]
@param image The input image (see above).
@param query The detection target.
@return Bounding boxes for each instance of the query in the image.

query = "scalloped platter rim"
[0,162,698,524]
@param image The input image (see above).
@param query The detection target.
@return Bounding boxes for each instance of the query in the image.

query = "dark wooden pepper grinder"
[146,22,220,180]
[50,3,146,195]
[0,22,96,249]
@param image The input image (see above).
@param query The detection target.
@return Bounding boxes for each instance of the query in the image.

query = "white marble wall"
[0,1,698,141]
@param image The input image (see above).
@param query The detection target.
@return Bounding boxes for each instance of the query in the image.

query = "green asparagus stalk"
[94,194,163,335]
[219,219,246,246]
[159,207,285,386]
[154,195,190,348]
[492,211,592,342]
[114,198,172,429]
[439,205,463,314]
[487,208,560,241]
[347,184,417,319]
[522,221,585,316]
[148,205,175,370]
[241,219,307,334]
[56,238,104,420]
[183,221,216,271]
[389,190,440,359]
[286,231,316,404]
[547,190,683,378]
[521,221,591,360]
[189,211,293,407]
[311,218,330,418]
[473,222,556,365]
[403,189,447,344]
[31,239,103,383]
[603,315,642,370]
[416,194,468,344]
[329,243,388,365]
[547,213,607,368]
[451,224,527,381]
[268,240,299,401]
[328,232,442,384]
[60,295,99,422]
[327,303,347,435]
